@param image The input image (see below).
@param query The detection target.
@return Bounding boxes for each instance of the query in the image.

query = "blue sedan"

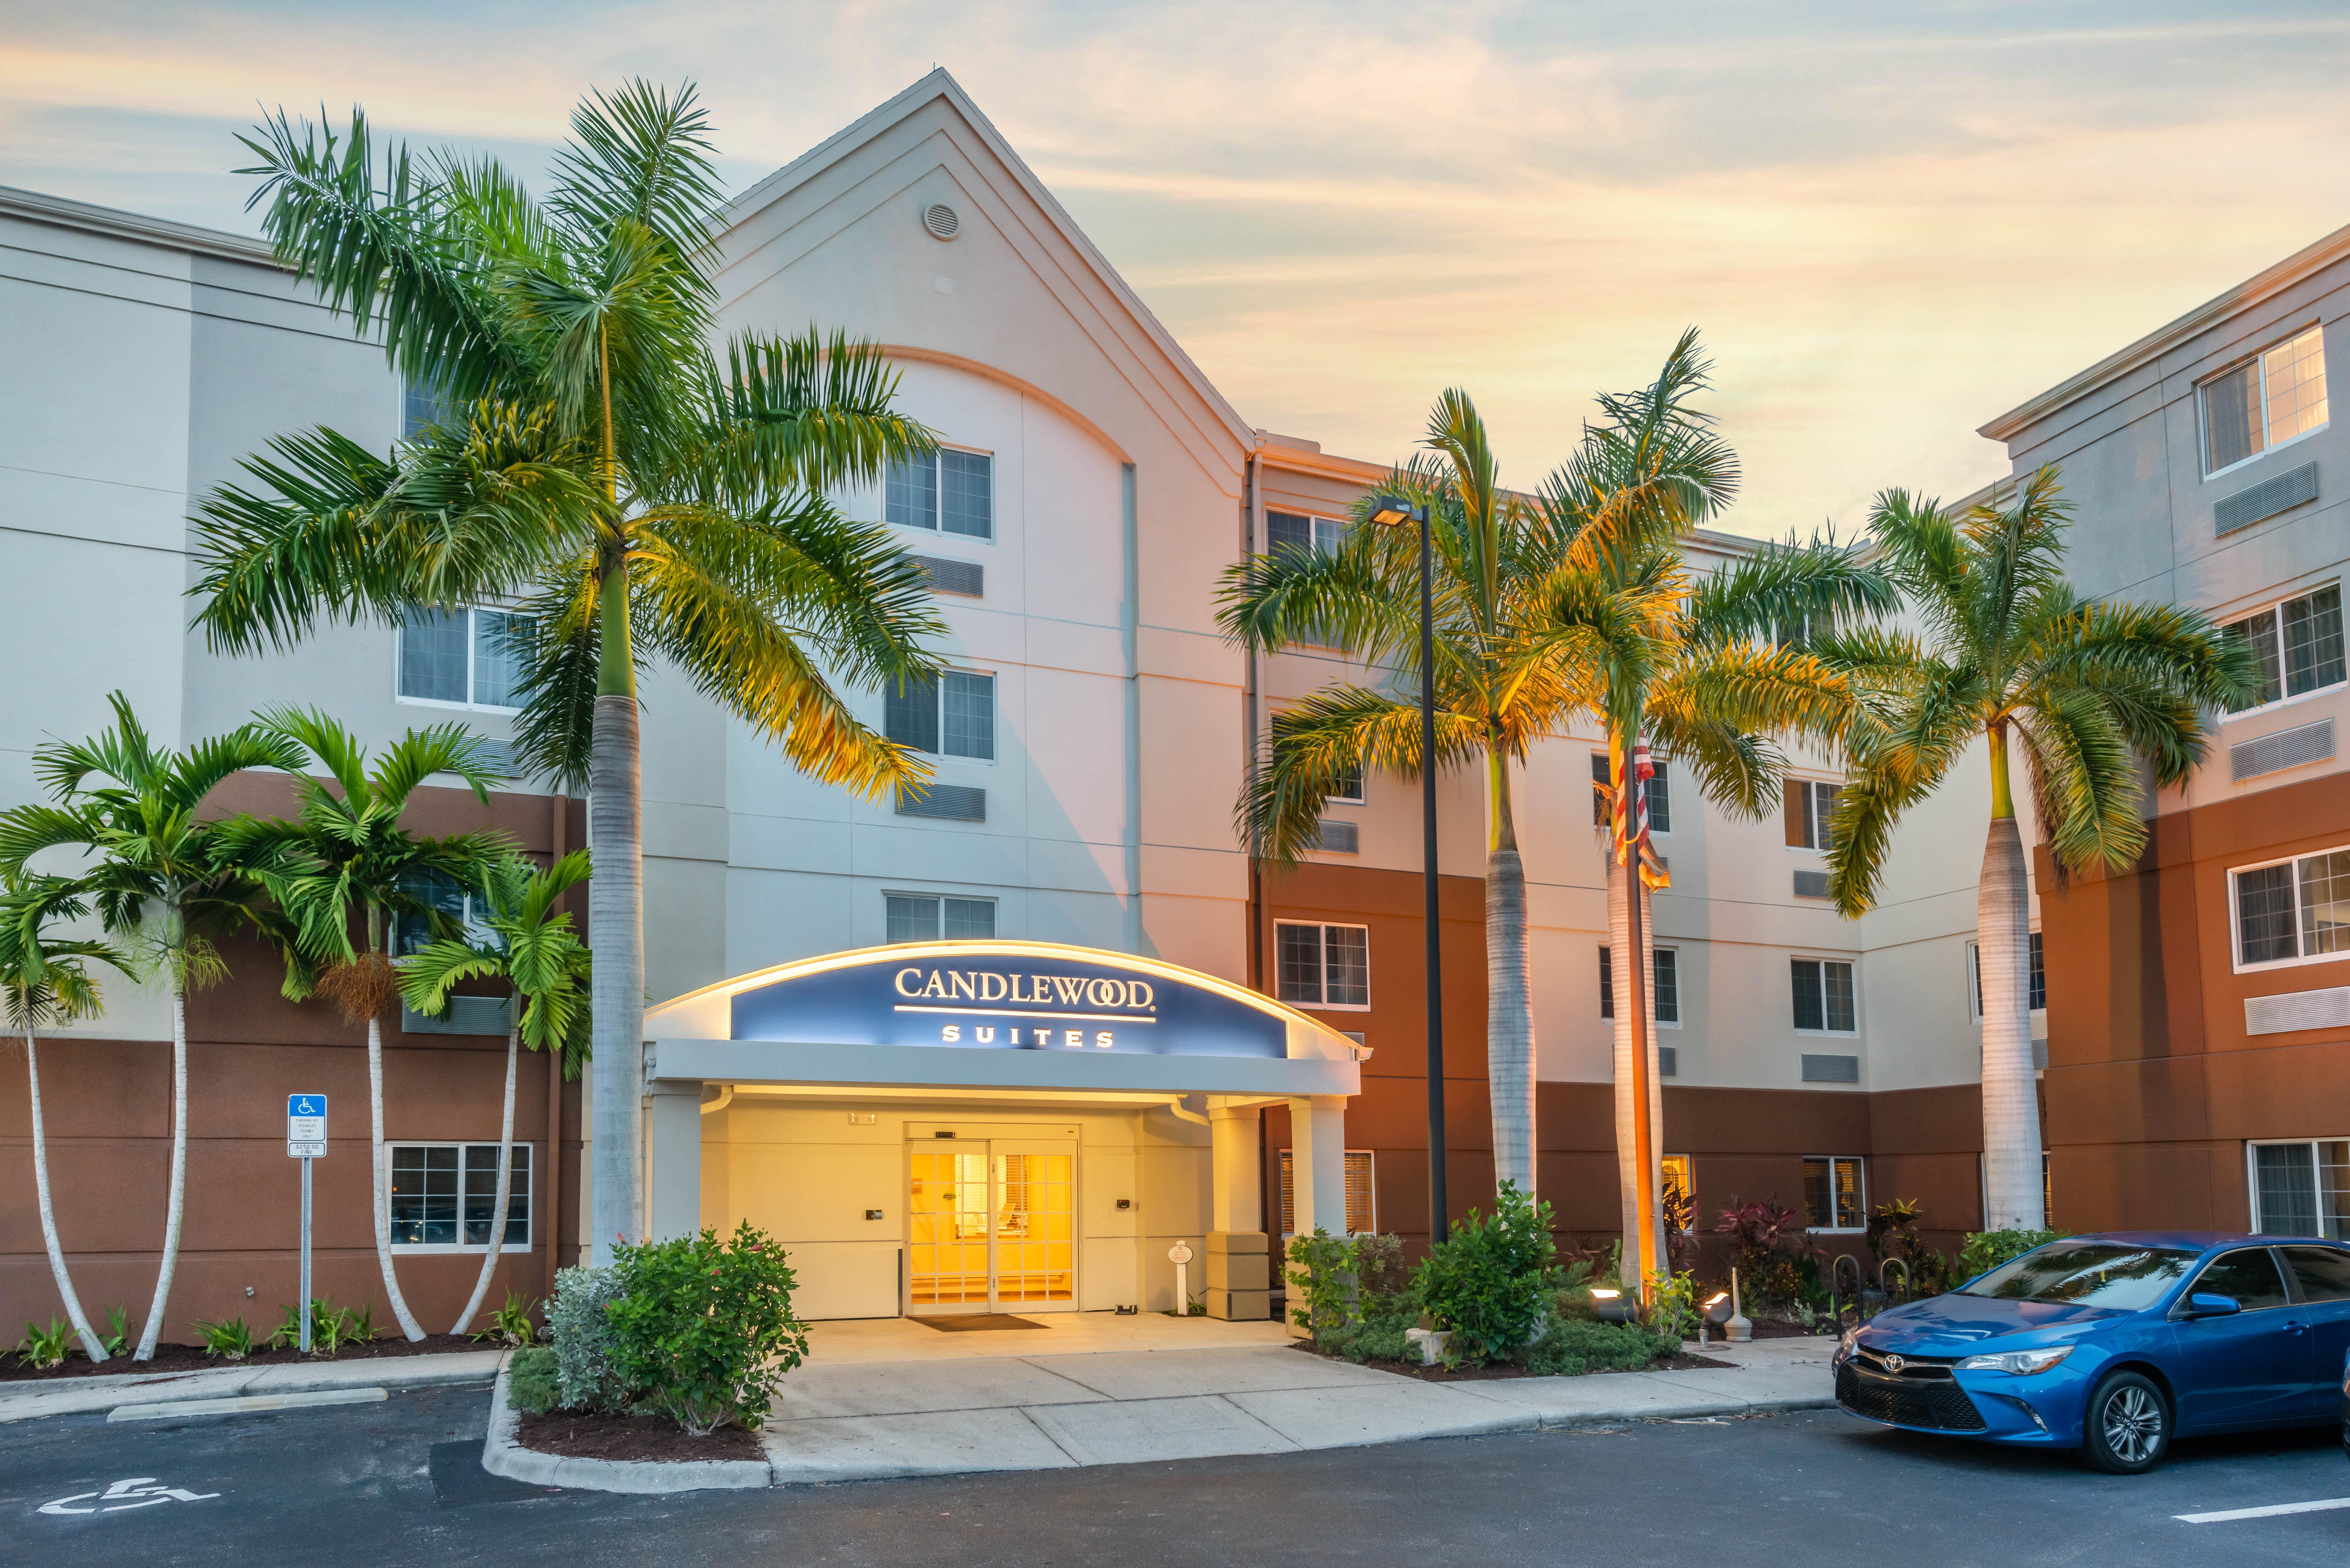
[1833,1232,2350,1473]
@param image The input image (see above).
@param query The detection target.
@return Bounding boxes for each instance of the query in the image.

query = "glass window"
[2252,1139,2350,1240]
[2029,931,2046,1012]
[885,673,941,754]
[2201,325,2329,474]
[2224,585,2345,710]
[939,450,993,540]
[2190,1247,2290,1311]
[886,452,939,530]
[1792,958,1856,1033]
[1599,944,1612,1019]
[1276,1148,1377,1235]
[885,894,997,943]
[1802,1155,1864,1230]
[402,378,455,440]
[1326,763,1364,804]
[1275,921,1369,1008]
[1266,510,1345,558]
[390,1143,527,1247]
[1786,779,1840,850]
[399,605,524,709]
[390,867,481,958]
[2281,1244,2350,1303]
[2234,845,2350,965]
[940,672,995,760]
[1960,1241,2196,1308]
[1662,1154,1694,1232]
[1592,752,1670,831]
[1652,947,1679,1025]
[471,609,523,709]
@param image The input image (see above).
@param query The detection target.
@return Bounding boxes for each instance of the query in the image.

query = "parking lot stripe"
[2174,1497,2350,1524]
[106,1388,389,1422]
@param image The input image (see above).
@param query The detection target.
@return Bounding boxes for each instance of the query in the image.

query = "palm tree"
[0,874,136,1364]
[187,83,945,1262]
[398,850,592,1335]
[1823,468,2259,1230]
[1220,335,1888,1223]
[0,693,304,1359]
[219,710,511,1340]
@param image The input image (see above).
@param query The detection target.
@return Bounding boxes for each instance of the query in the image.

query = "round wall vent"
[922,203,960,240]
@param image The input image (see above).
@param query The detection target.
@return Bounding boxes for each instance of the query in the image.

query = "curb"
[0,1350,507,1426]
[479,1365,775,1494]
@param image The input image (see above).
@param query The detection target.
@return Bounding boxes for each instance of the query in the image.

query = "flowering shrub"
[605,1221,808,1434]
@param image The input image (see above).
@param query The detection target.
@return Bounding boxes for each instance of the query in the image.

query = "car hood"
[1859,1293,2130,1352]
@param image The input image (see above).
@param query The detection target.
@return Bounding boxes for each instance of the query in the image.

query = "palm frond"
[1243,687,1484,862]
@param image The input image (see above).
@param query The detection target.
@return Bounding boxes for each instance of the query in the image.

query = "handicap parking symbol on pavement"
[38,1477,220,1515]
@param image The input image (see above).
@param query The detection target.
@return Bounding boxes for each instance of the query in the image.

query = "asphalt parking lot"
[3,1382,2345,1567]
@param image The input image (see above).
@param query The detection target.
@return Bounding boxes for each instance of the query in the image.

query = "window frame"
[1790,955,1859,1036]
[1590,752,1671,833]
[1276,1148,1377,1235]
[1264,509,1348,560]
[883,892,1000,944]
[1802,1153,1867,1233]
[385,1140,532,1253]
[884,667,999,764]
[1662,1153,1695,1233]
[884,443,996,540]
[1273,920,1372,1011]
[394,604,525,714]
[1965,933,2046,1021]
[1324,762,1364,806]
[2218,583,2347,718]
[2245,1137,2349,1241]
[2198,323,2330,482]
[1785,778,1841,852]
[2227,842,2350,973]
[1598,944,1680,1026]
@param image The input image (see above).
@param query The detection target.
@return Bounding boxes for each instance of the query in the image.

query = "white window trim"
[385,1141,532,1253]
[1597,945,1680,1026]
[1791,954,1860,1037]
[1276,1147,1378,1236]
[1802,1153,1867,1233]
[2244,1137,2347,1237]
[888,666,1000,767]
[2199,324,2330,483]
[882,891,1001,943]
[2217,582,2347,719]
[1274,920,1372,1012]
[1964,936,2047,1026]
[1785,777,1840,853]
[2226,842,2350,973]
[394,605,523,714]
[884,443,999,543]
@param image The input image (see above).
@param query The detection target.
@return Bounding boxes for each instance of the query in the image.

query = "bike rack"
[1878,1257,1911,1307]
[1829,1253,1864,1331]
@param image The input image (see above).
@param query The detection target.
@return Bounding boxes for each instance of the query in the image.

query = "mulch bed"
[1743,1319,1837,1341]
[0,1333,495,1383]
[1293,1340,1735,1382]
[515,1408,765,1464]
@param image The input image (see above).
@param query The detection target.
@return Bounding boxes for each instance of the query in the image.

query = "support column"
[1289,1095,1349,1238]
[645,1082,703,1242]
[1206,1106,1268,1321]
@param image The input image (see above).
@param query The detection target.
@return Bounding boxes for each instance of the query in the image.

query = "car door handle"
[2284,1320,2308,1335]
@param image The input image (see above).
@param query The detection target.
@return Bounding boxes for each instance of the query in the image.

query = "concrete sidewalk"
[758,1335,1838,1483]
[0,1348,506,1425]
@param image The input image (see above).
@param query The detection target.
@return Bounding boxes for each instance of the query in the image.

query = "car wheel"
[2080,1371,2171,1475]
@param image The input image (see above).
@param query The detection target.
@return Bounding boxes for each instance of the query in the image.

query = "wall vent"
[910,554,983,597]
[402,996,514,1036]
[1801,1053,1859,1084]
[1792,869,1831,900]
[897,784,986,821]
[922,203,960,240]
[2229,718,2334,782]
[1658,1045,1678,1077]
[2214,460,2318,536]
[2245,986,2350,1036]
[1313,819,1359,854]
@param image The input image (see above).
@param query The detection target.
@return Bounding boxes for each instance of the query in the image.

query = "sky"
[7,1,2350,536]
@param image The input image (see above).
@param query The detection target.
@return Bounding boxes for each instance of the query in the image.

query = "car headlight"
[1956,1346,2072,1376]
[1839,1325,1863,1358]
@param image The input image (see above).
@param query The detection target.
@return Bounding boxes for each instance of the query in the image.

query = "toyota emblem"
[1883,1354,1906,1373]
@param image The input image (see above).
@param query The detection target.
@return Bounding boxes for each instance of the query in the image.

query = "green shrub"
[1412,1180,1556,1366]
[473,1291,540,1347]
[271,1296,365,1354]
[17,1317,73,1369]
[507,1345,563,1415]
[1523,1316,1679,1377]
[99,1306,131,1359]
[606,1221,809,1435]
[547,1266,629,1412]
[192,1316,257,1360]
[1286,1229,1362,1341]
[1957,1228,2064,1283]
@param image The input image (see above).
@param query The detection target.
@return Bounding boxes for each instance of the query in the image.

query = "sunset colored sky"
[7,2,2348,535]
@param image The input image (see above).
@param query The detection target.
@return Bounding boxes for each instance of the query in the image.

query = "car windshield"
[1960,1243,2199,1311]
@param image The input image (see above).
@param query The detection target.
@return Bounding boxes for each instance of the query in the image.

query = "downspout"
[1123,462,1145,956]
[1242,442,1265,992]
[545,790,567,1305]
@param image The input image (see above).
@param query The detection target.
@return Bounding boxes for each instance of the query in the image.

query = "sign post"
[1168,1239,1194,1316]
[286,1094,327,1352]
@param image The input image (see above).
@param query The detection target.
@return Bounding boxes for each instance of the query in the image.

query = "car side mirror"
[2185,1292,2242,1317]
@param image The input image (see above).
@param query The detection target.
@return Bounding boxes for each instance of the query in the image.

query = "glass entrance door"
[906,1140,1076,1314]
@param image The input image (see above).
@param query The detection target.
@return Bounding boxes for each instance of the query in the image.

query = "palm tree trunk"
[1979,741,2044,1230]
[27,1024,107,1363]
[589,687,643,1266]
[452,1024,520,1335]
[1606,808,1669,1290]
[369,1008,427,1340]
[1485,747,1536,1195]
[133,983,189,1360]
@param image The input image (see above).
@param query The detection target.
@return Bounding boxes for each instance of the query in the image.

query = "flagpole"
[1618,733,1659,1306]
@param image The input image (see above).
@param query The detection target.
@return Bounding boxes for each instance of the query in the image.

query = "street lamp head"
[1366,493,1424,528]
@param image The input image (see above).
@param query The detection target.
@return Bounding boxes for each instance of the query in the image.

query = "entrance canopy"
[645,940,1365,1098]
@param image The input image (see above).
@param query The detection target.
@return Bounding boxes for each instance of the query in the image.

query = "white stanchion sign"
[286,1093,327,1158]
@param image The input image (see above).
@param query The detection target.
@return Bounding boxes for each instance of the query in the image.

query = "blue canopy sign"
[728,945,1289,1059]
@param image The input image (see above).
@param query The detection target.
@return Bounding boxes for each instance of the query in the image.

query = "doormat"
[913,1315,1049,1331]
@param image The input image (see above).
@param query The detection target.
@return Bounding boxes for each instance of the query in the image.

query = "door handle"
[2285,1321,2308,1335]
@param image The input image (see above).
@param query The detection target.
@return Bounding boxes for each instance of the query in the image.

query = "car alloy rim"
[2104,1386,2161,1463]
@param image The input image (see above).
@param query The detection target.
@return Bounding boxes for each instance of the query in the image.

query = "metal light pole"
[1368,494,1446,1243]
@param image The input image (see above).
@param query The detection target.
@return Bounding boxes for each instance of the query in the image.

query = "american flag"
[1614,739,1653,867]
